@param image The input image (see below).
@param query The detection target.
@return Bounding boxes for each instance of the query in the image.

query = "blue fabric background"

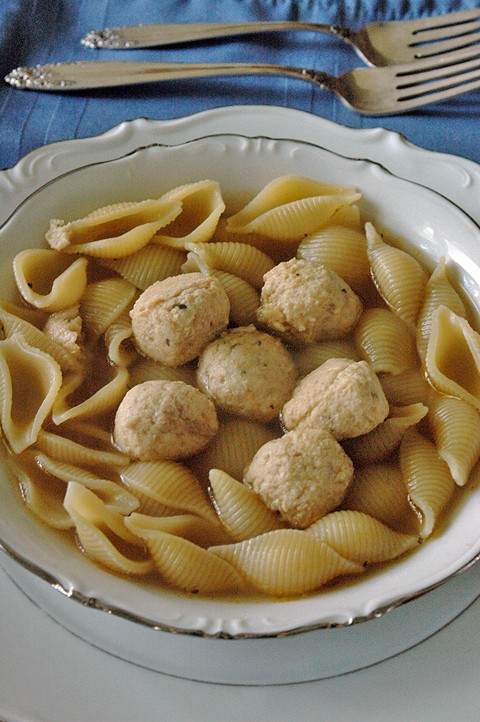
[0,0,479,170]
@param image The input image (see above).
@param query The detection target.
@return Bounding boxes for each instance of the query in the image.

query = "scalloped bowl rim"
[1,133,480,639]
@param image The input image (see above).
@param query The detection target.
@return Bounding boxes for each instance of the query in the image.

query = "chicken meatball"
[196,325,297,422]
[130,272,230,367]
[256,258,362,344]
[244,427,354,528]
[282,357,389,440]
[113,379,218,460]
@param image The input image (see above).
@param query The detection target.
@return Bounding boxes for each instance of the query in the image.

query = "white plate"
[2,107,480,688]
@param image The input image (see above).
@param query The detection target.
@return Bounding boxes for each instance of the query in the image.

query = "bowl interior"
[2,134,480,638]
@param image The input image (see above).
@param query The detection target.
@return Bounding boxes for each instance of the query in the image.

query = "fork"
[5,47,480,115]
[81,8,480,67]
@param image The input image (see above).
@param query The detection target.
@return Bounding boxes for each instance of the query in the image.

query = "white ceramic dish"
[2,109,480,686]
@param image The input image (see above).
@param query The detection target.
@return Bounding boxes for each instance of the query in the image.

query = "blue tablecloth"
[0,0,479,170]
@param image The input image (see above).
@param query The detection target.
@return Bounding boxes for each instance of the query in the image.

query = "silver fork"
[5,47,480,115]
[81,8,480,66]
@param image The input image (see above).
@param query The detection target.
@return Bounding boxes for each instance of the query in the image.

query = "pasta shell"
[399,428,455,538]
[379,367,430,407]
[354,307,418,375]
[13,250,88,312]
[428,392,480,486]
[128,357,197,389]
[330,203,363,231]
[209,270,260,326]
[10,450,73,529]
[182,242,275,289]
[125,512,231,547]
[35,428,129,468]
[208,469,288,541]
[80,277,137,341]
[343,403,428,466]
[63,483,153,575]
[104,308,137,367]
[226,175,361,241]
[154,180,226,248]
[212,218,293,265]
[120,460,218,524]
[99,244,185,290]
[416,257,467,361]
[0,333,62,453]
[191,417,278,486]
[291,338,360,377]
[209,529,364,597]
[137,530,245,594]
[34,451,138,514]
[366,222,427,332]
[51,365,129,426]
[0,299,48,328]
[307,510,419,564]
[425,305,480,410]
[46,198,182,257]
[297,225,371,294]
[0,305,82,374]
[342,461,419,534]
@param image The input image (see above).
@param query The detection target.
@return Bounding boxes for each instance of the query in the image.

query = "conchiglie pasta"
[80,277,137,341]
[35,428,129,468]
[191,417,278,485]
[0,333,62,453]
[209,529,364,597]
[0,299,48,328]
[354,307,418,375]
[291,338,360,377]
[100,244,185,290]
[379,367,430,407]
[0,305,82,374]
[11,450,73,529]
[104,308,136,367]
[343,403,428,466]
[208,469,288,541]
[416,257,467,361]
[329,203,363,230]
[307,510,418,564]
[130,527,245,594]
[209,270,260,326]
[34,451,139,514]
[154,180,226,248]
[226,175,361,241]
[120,460,218,524]
[182,241,275,289]
[63,483,153,575]
[366,222,427,332]
[125,512,232,547]
[428,392,480,486]
[399,428,455,538]
[342,461,419,534]
[46,198,182,257]
[13,249,88,312]
[51,365,129,426]
[128,357,197,389]
[297,225,371,294]
[425,305,480,410]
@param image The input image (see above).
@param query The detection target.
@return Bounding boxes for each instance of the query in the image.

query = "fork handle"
[5,60,334,92]
[82,21,353,49]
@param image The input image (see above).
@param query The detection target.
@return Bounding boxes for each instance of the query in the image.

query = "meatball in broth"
[113,380,218,461]
[130,272,230,367]
[257,258,362,345]
[197,325,297,422]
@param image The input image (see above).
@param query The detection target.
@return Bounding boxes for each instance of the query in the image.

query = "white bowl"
[2,133,480,657]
